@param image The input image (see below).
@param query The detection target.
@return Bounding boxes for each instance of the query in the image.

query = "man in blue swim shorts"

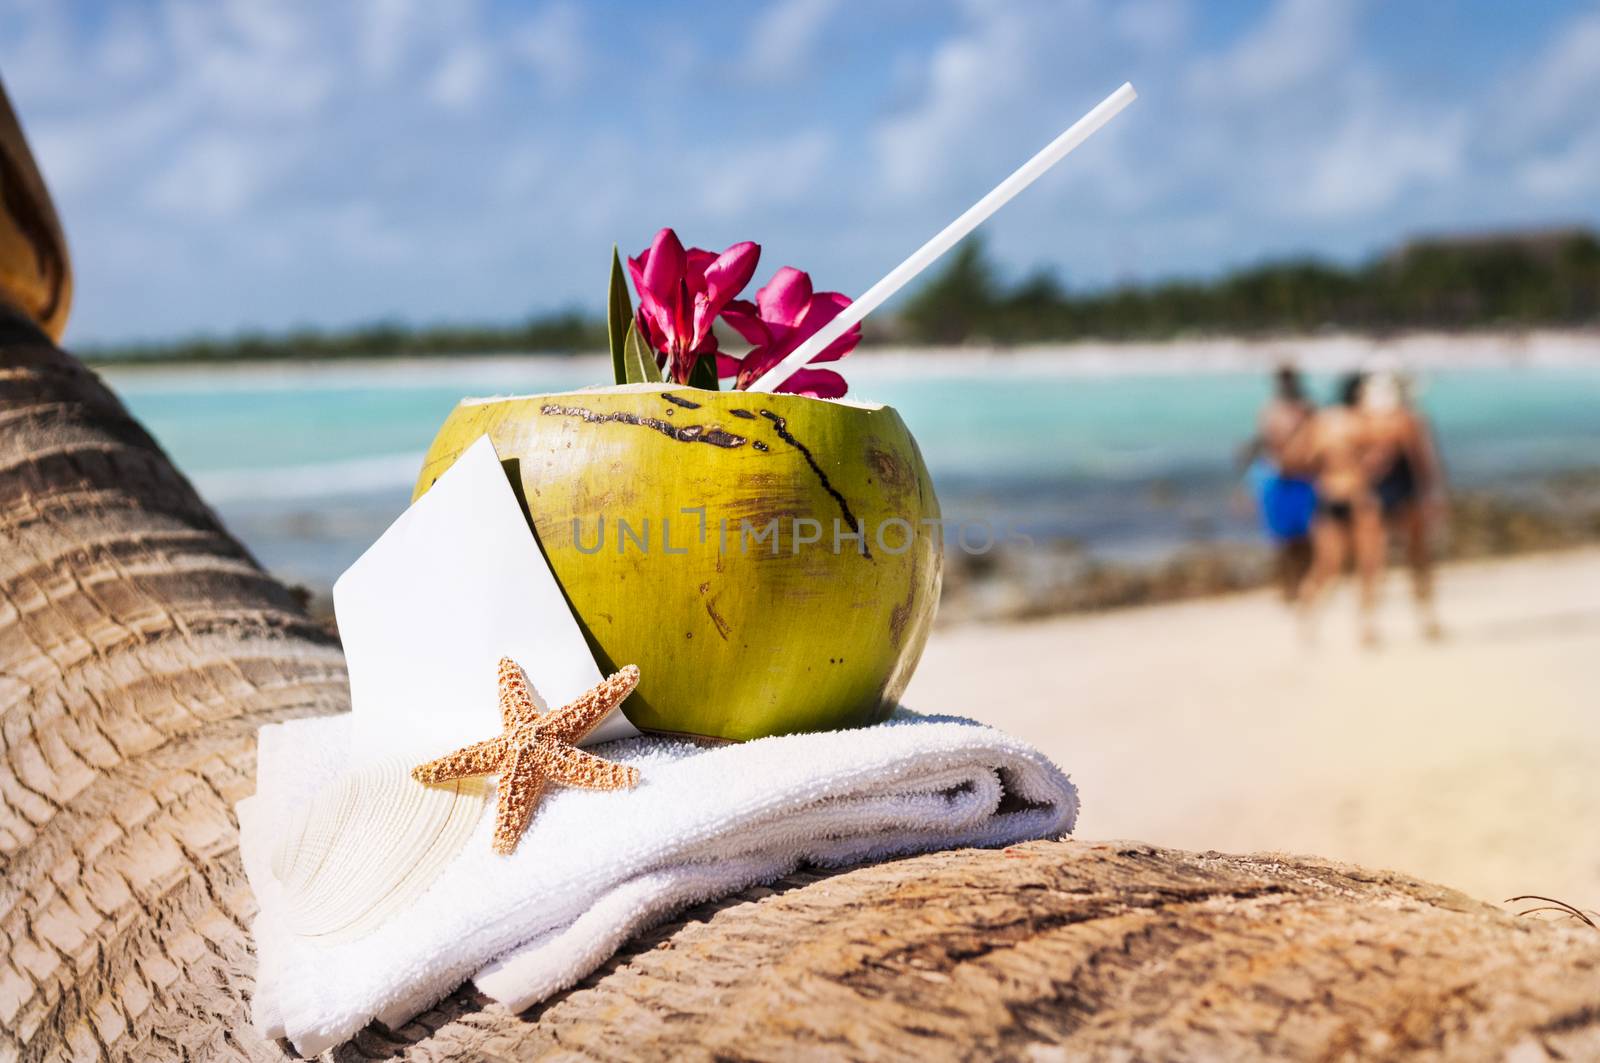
[1240,365,1317,600]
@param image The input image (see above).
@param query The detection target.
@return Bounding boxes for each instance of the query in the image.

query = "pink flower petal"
[640,228,686,309]
[625,254,648,300]
[734,345,785,390]
[776,367,848,398]
[719,299,770,346]
[702,241,760,309]
[689,329,720,357]
[715,266,857,393]
[796,292,860,363]
[684,249,718,295]
[757,292,858,366]
[756,267,812,328]
[814,329,862,363]
[691,293,715,352]
[693,243,757,344]
[676,276,700,354]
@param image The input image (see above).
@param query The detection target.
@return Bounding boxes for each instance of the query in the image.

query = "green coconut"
[413,383,942,741]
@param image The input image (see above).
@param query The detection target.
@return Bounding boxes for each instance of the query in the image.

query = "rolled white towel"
[238,710,1077,1056]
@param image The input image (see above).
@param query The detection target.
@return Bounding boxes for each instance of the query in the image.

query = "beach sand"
[906,547,1600,909]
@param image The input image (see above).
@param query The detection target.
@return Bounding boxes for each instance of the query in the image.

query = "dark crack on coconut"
[759,409,872,560]
[540,404,747,449]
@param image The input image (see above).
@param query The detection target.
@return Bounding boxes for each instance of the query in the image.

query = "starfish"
[412,658,641,855]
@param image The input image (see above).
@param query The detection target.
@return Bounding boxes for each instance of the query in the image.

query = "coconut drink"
[400,230,954,741]
[414,383,941,741]
[405,72,1136,747]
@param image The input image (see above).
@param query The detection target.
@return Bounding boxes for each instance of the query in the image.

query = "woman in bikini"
[1362,370,1446,639]
[1286,372,1386,646]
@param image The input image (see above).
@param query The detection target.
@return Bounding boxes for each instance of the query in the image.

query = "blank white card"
[334,434,638,761]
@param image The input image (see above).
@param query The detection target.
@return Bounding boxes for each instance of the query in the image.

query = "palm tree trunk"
[1,306,347,1057]
[1,87,1597,1062]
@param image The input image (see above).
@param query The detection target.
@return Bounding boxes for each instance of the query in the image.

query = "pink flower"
[627,228,760,384]
[718,267,859,397]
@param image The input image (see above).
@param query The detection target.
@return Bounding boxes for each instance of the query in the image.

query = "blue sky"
[3,0,1599,345]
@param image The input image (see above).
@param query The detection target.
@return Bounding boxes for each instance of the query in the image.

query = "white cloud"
[427,44,493,110]
[1178,1,1467,221]
[0,1,82,107]
[319,202,416,265]
[1295,98,1467,216]
[1113,0,1189,53]
[871,4,1037,197]
[25,66,193,197]
[357,0,420,81]
[739,0,842,83]
[162,0,333,119]
[1488,5,1600,199]
[490,132,635,245]
[1518,127,1600,200]
[511,2,588,96]
[144,134,294,219]
[699,130,834,217]
[865,0,1172,216]
[94,8,158,80]
[1515,11,1600,140]
[1186,0,1362,101]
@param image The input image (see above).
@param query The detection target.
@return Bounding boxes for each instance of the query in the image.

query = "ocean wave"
[192,452,424,504]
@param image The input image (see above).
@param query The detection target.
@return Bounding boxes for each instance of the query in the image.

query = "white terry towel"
[239,710,1078,1056]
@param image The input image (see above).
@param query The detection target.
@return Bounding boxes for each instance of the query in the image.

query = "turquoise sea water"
[104,357,1600,590]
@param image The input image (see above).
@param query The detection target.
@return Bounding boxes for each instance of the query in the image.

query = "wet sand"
[906,548,1600,908]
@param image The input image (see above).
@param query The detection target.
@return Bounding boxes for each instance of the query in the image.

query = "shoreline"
[938,468,1600,624]
[93,328,1600,386]
[936,509,1600,626]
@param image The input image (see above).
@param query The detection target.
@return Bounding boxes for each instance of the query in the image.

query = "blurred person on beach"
[1239,365,1317,600]
[1289,372,1385,646]
[1362,368,1448,639]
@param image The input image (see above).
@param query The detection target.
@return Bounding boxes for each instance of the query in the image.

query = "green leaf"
[607,245,633,386]
[621,321,661,384]
[686,353,720,391]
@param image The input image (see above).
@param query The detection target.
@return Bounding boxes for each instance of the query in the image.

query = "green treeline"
[897,228,1600,343]
[85,228,1600,364]
[91,312,605,364]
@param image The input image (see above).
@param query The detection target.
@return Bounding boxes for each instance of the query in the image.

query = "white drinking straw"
[744,81,1138,394]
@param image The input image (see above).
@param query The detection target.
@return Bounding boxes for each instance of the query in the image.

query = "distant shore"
[937,469,1600,624]
[94,328,1600,384]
